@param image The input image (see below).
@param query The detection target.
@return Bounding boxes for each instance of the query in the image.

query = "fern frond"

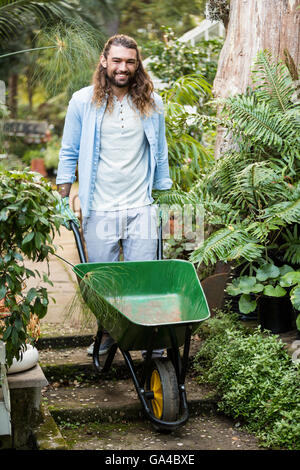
[282,244,300,265]
[279,226,300,266]
[226,242,265,262]
[228,162,286,209]
[247,220,283,242]
[153,189,194,206]
[189,226,250,265]
[251,50,296,113]
[261,197,300,225]
[208,209,241,226]
[225,94,298,151]
[205,152,251,199]
[186,181,234,215]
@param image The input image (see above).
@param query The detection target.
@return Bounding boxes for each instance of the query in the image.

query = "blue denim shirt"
[56,85,172,217]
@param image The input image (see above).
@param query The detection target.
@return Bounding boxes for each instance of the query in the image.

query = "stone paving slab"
[7,364,48,389]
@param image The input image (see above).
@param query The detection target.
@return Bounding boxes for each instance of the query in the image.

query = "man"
[56,34,172,356]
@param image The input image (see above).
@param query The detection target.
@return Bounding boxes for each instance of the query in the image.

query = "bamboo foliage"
[33,22,102,97]
[0,0,79,41]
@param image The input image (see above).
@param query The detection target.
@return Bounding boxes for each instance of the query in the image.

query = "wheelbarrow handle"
[70,212,163,263]
[69,220,87,264]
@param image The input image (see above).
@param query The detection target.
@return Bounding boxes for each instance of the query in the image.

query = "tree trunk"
[26,66,34,113]
[8,73,18,118]
[213,0,300,158]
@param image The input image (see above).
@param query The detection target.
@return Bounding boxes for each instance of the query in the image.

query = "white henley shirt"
[91,94,151,211]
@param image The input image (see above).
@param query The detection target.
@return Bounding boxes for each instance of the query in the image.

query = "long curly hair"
[92,35,156,116]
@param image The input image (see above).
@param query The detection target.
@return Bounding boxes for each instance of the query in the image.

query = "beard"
[106,70,135,88]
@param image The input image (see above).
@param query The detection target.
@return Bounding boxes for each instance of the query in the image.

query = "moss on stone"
[33,403,69,450]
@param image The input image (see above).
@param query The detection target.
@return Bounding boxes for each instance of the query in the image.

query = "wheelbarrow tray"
[73,259,210,351]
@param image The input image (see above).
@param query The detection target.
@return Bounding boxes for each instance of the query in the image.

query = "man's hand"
[56,196,80,230]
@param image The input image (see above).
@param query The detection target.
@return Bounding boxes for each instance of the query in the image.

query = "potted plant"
[0,169,61,368]
[279,270,300,335]
[0,308,41,374]
[225,263,295,333]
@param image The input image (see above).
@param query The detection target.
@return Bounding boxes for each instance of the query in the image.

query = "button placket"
[120,103,124,131]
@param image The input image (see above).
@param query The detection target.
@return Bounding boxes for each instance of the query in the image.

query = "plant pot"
[6,344,39,375]
[201,272,231,316]
[258,295,294,334]
[30,158,47,177]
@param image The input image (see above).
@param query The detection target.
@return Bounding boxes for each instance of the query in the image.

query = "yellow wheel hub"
[150,369,163,419]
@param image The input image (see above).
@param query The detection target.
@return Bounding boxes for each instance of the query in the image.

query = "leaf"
[239,294,257,314]
[227,276,264,296]
[280,271,300,287]
[296,313,300,331]
[237,276,257,294]
[226,283,242,296]
[25,268,36,278]
[22,232,35,245]
[14,317,23,331]
[13,252,23,262]
[26,288,38,303]
[0,210,9,221]
[263,285,287,297]
[11,328,19,347]
[251,283,265,293]
[290,286,300,311]
[2,325,12,341]
[33,297,48,319]
[278,265,294,277]
[256,263,280,281]
[4,253,11,263]
[0,284,7,300]
[43,273,53,286]
[34,232,42,249]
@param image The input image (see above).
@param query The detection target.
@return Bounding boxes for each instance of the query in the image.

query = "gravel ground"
[38,342,264,452]
[57,412,263,451]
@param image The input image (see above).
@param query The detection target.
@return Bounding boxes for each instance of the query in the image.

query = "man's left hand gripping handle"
[56,183,80,231]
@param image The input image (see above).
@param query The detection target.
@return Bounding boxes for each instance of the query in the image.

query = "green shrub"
[193,309,246,375]
[194,312,300,449]
[0,170,62,366]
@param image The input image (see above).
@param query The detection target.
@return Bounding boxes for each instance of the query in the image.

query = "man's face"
[101,45,138,88]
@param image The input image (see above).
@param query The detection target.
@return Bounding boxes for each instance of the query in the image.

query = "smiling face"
[100,44,139,89]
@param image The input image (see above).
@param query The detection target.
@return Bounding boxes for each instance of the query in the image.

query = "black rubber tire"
[146,358,180,429]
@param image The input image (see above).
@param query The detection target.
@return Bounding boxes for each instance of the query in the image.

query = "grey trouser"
[83,205,158,262]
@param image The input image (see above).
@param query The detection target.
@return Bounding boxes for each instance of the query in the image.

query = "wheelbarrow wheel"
[146,358,180,432]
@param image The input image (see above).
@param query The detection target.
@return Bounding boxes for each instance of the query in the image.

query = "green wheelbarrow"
[70,221,210,432]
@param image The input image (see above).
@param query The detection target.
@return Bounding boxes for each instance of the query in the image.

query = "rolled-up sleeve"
[56,96,82,184]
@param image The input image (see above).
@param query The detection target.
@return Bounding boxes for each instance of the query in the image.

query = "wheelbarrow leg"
[167,325,192,384]
[180,325,192,385]
[166,325,192,418]
[140,329,159,387]
[93,326,118,374]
